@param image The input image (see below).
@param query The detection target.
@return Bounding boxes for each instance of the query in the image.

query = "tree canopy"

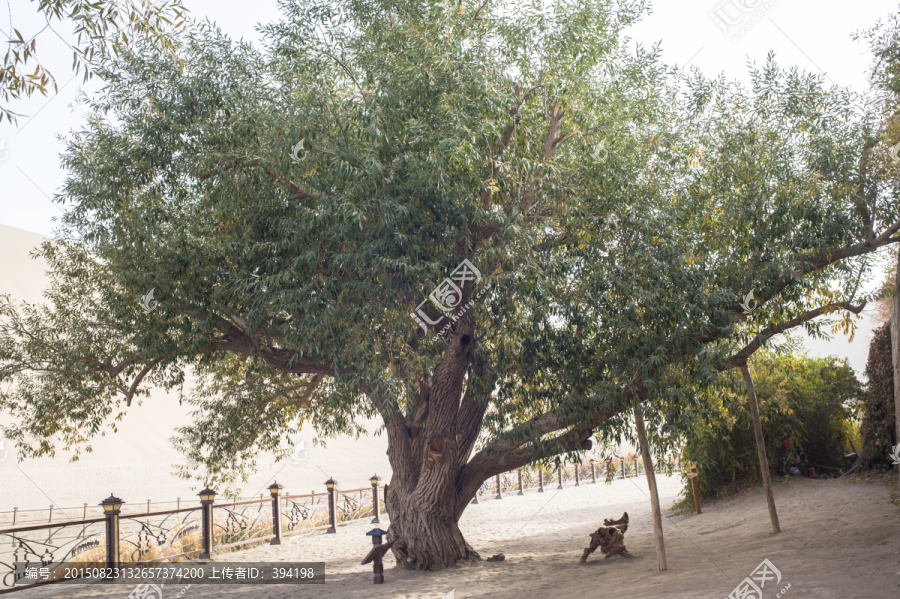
[2,0,899,570]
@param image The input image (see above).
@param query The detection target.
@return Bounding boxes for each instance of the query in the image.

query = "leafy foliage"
[860,321,898,467]
[1,0,186,123]
[0,0,896,505]
[672,353,861,504]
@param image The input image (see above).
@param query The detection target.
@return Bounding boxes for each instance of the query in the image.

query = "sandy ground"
[11,473,900,599]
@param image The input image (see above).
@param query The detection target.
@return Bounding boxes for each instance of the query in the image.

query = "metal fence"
[0,460,678,593]
[0,477,385,594]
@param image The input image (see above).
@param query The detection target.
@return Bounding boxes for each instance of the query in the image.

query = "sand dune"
[0,224,390,513]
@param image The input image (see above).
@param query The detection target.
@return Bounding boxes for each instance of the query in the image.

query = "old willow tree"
[0,0,897,570]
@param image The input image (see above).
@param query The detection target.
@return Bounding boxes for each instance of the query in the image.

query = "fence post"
[198,488,216,559]
[269,482,283,545]
[605,458,613,481]
[538,470,544,492]
[590,460,597,484]
[177,498,181,510]
[48,505,53,522]
[83,503,88,520]
[325,478,337,533]
[517,470,524,495]
[370,475,381,524]
[495,474,502,499]
[100,494,124,570]
[575,464,580,486]
[557,466,563,490]
[620,457,626,479]
[12,507,17,525]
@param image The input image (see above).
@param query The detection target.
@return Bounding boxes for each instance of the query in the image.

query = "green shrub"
[677,353,861,507]
[859,322,898,467]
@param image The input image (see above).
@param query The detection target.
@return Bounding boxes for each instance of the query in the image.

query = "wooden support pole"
[633,406,667,571]
[892,243,900,482]
[739,363,781,534]
[690,476,701,515]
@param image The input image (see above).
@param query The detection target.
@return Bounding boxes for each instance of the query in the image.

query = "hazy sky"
[0,0,896,374]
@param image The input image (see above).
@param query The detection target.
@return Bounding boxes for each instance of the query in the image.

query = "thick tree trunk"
[384,482,480,570]
[375,309,611,570]
[892,245,900,481]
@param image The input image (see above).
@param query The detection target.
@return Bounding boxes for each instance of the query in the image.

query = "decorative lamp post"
[361,528,395,584]
[590,459,597,484]
[198,487,217,559]
[370,475,382,524]
[325,478,338,533]
[101,494,124,572]
[269,482,283,545]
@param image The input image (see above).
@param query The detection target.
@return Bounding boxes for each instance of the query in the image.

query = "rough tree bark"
[382,315,481,570]
[376,312,606,570]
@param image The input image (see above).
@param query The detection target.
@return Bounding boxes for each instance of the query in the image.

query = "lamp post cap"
[325,477,337,486]
[366,528,388,537]
[269,481,284,489]
[100,493,124,505]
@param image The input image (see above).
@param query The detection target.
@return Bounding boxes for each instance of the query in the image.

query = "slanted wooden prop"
[579,512,636,563]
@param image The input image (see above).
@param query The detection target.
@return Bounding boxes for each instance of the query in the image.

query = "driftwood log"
[579,512,636,563]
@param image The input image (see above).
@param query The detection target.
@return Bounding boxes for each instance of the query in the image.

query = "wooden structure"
[361,528,395,584]
[634,406,667,571]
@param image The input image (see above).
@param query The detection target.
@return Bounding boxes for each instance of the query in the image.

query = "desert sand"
[10,474,900,599]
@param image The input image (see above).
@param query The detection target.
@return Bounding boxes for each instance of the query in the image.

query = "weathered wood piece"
[579,512,635,563]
